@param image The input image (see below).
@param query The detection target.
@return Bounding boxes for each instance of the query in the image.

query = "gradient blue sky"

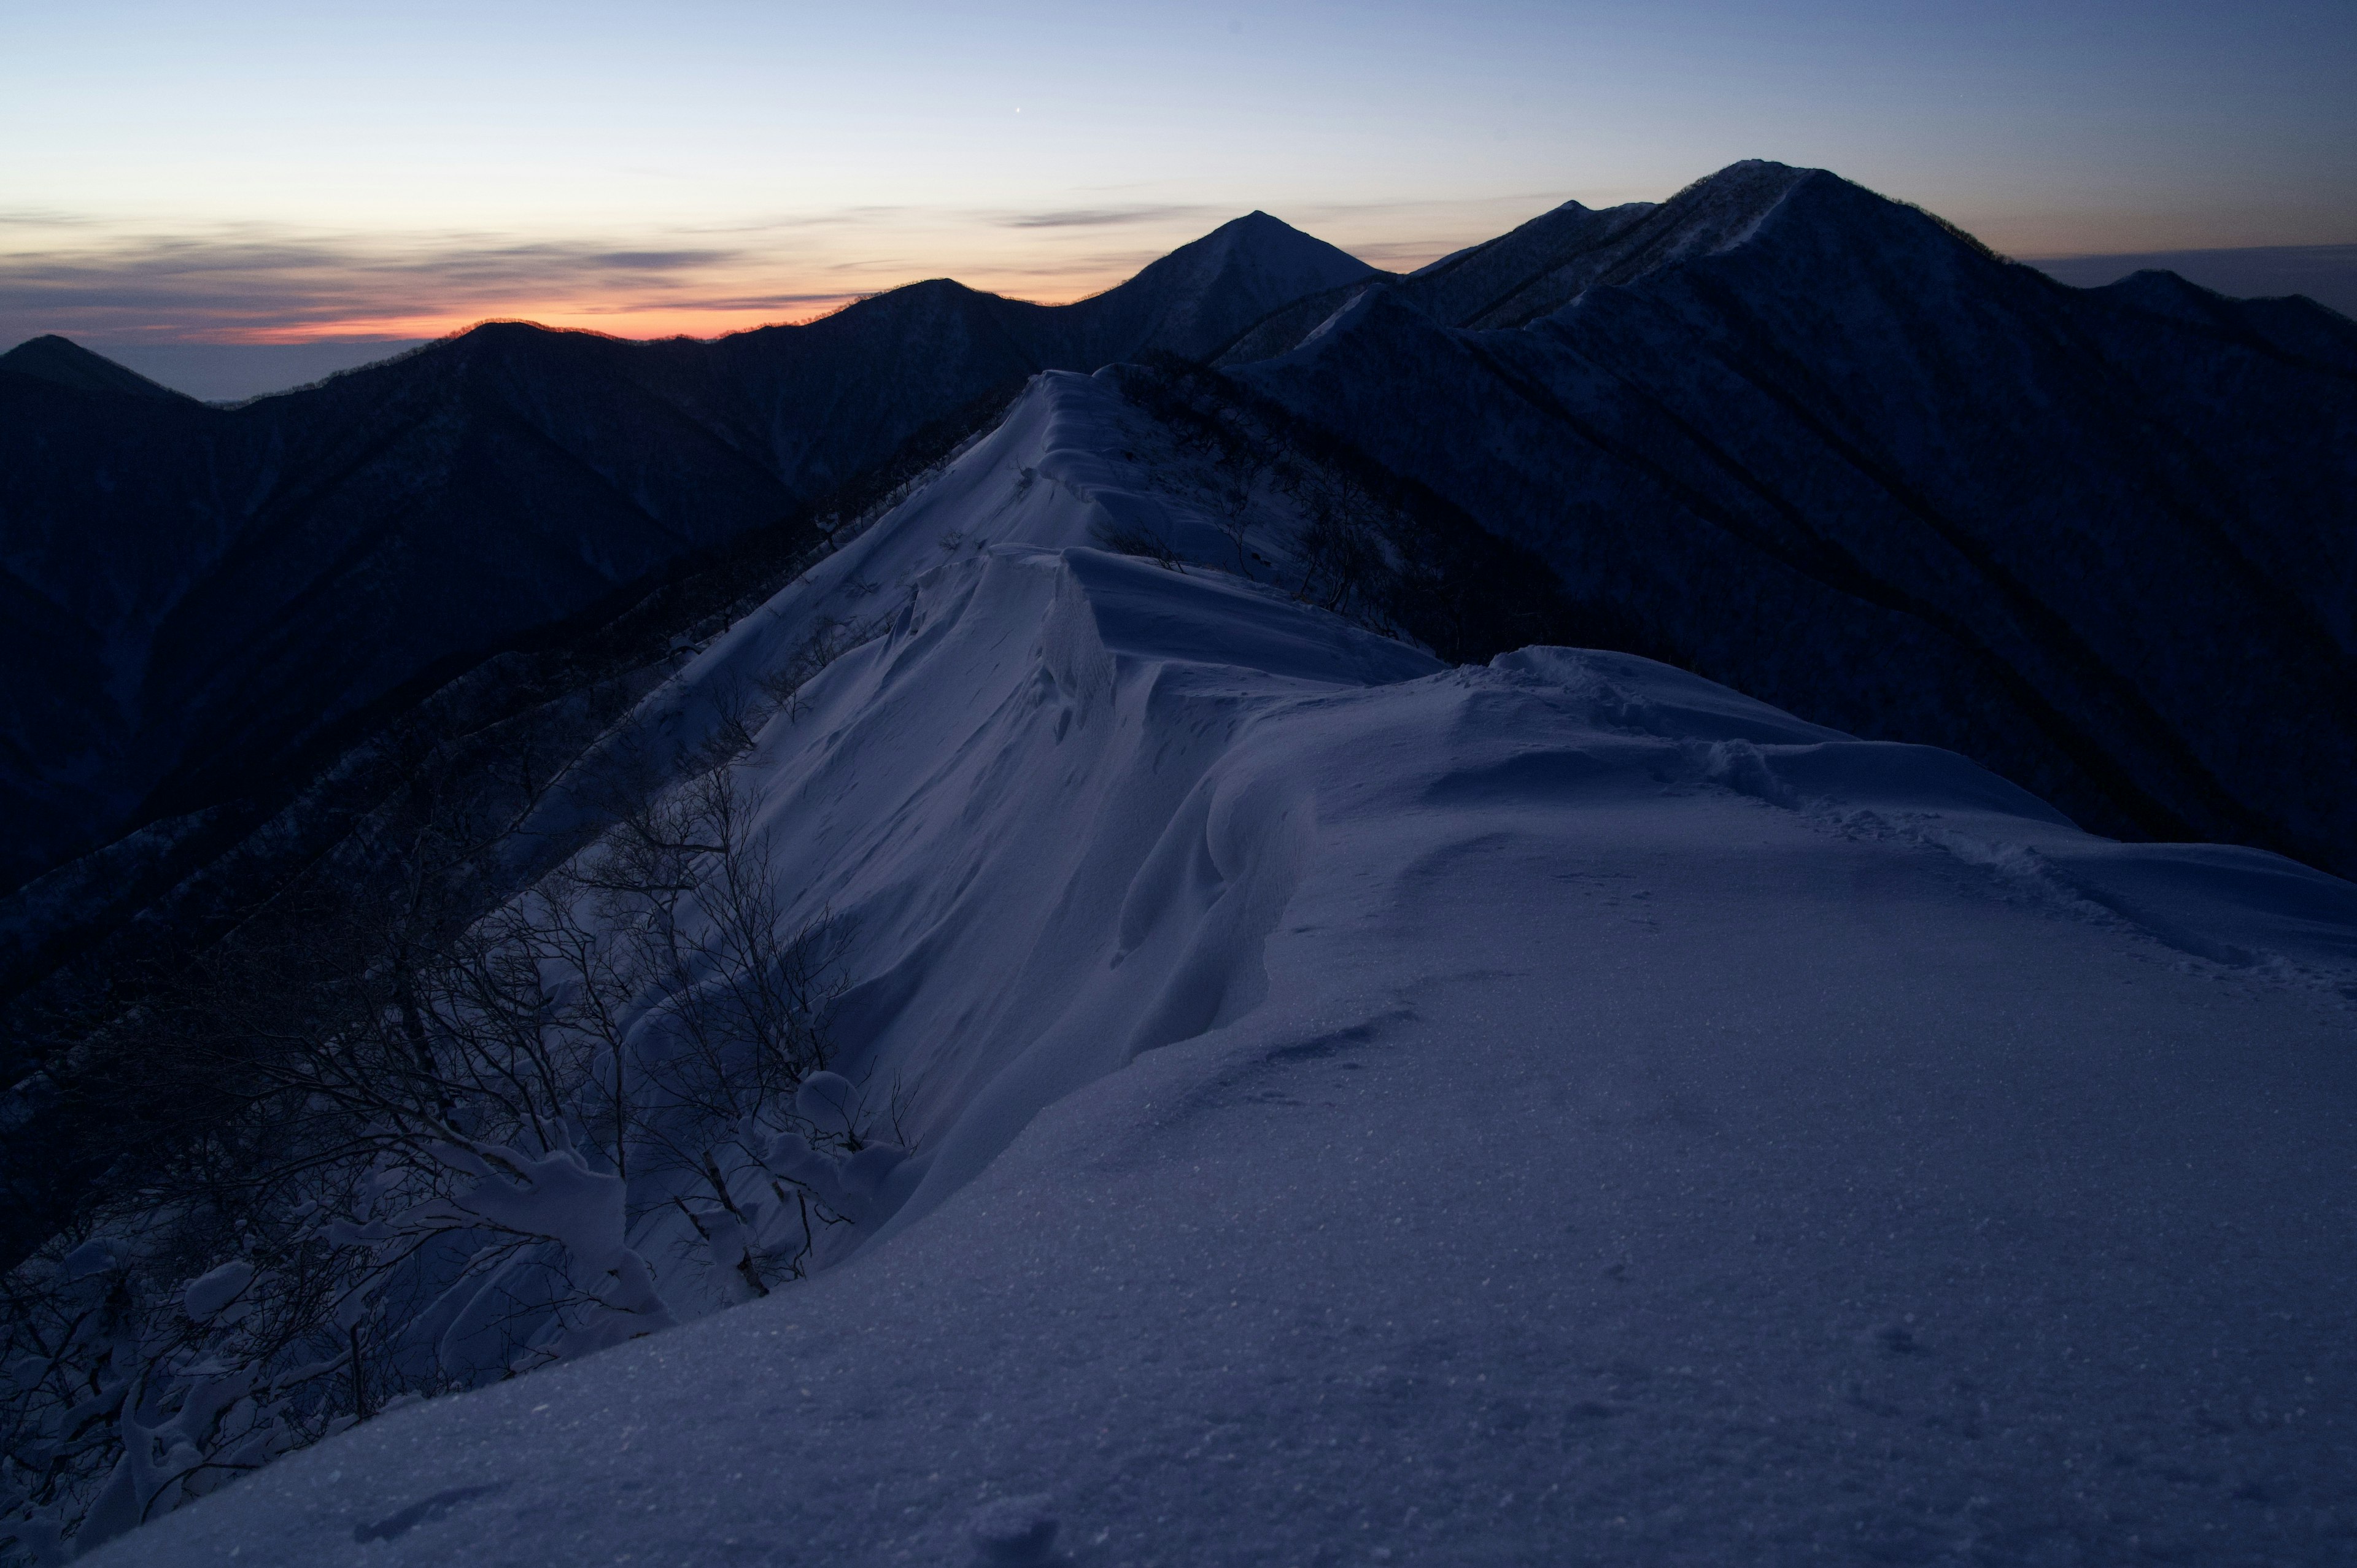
[5,0,2353,345]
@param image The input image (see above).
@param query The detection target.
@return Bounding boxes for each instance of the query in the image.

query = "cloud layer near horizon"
[0,207,1235,344]
[0,223,855,342]
[0,194,1559,345]
[13,205,2357,352]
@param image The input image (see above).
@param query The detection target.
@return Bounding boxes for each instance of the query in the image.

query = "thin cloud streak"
[0,225,938,341]
[1000,204,1221,230]
[0,185,1608,345]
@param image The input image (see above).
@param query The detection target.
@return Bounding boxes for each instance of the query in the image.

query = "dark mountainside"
[1228,160,2357,875]
[0,213,1379,897]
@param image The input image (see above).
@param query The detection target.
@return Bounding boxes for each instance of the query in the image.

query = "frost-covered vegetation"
[0,738,908,1559]
[0,392,1026,1562]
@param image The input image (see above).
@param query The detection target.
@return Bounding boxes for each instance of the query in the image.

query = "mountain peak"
[1225,209,1300,240]
[0,335,195,402]
[1065,210,1379,363]
[1151,209,1375,292]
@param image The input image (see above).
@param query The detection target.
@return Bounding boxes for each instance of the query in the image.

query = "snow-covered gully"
[99,373,2357,1566]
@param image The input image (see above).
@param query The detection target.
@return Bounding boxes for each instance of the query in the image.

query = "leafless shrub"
[753,616,879,725]
[0,757,878,1561]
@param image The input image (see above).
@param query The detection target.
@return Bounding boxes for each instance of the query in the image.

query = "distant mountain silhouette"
[0,215,1377,892]
[2029,244,2357,320]
[1228,161,2357,873]
[0,336,194,401]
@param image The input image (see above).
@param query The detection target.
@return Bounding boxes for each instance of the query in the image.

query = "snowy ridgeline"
[68,371,2357,1565]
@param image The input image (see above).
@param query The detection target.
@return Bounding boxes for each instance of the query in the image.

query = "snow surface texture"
[98,372,2357,1566]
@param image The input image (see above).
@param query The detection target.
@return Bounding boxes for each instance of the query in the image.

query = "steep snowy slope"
[1229,161,2357,876]
[93,373,2357,1567]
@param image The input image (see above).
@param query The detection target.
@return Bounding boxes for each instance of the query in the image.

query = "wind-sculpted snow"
[92,373,2357,1567]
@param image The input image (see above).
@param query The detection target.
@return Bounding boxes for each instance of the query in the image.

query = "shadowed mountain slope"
[0,216,1376,893]
[1228,161,2357,873]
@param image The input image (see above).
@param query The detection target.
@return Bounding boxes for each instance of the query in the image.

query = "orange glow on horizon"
[191,274,1129,346]
[212,299,858,346]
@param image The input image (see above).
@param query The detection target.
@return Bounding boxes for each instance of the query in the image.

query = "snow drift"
[87,371,2357,1566]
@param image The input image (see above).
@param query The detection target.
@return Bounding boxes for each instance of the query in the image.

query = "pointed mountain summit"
[0,335,194,401]
[1050,210,1381,363]
[1118,210,1377,307]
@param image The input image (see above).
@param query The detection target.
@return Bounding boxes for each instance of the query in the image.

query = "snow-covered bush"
[0,763,895,1561]
[750,613,884,727]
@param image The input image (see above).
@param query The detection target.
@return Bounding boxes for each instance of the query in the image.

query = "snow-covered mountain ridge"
[1233,161,2357,876]
[82,371,2357,1567]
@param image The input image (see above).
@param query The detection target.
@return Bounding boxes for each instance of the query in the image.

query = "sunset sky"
[6,0,2353,351]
